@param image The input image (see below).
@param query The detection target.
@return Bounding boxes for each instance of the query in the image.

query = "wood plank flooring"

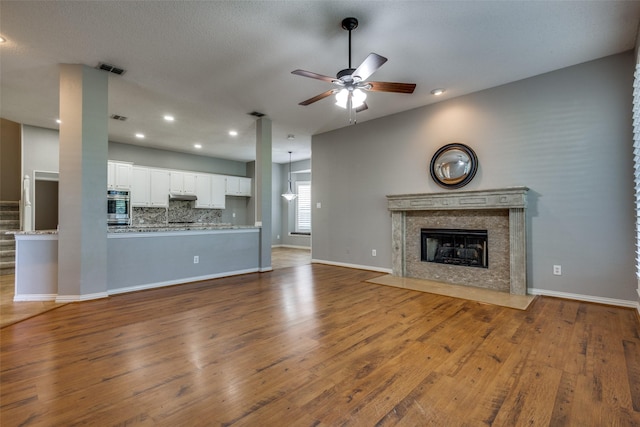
[0,274,66,328]
[1,263,639,426]
[0,247,309,329]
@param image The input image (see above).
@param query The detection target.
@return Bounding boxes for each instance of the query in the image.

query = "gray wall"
[312,51,636,302]
[109,141,247,176]
[108,230,259,292]
[272,162,283,245]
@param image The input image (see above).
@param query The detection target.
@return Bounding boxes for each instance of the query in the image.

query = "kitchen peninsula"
[12,223,260,301]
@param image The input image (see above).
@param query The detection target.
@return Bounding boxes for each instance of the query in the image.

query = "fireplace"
[421,228,488,268]
[387,187,528,295]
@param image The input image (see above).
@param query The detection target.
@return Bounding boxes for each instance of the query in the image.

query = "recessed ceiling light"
[56,119,61,124]
[0,36,6,43]
[229,130,238,136]
[135,133,145,139]
[164,115,174,122]
[194,143,202,149]
[430,88,445,96]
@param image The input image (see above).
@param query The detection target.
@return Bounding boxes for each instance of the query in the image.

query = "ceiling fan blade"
[291,69,336,83]
[353,53,388,81]
[355,102,368,113]
[299,89,337,106]
[366,81,416,94]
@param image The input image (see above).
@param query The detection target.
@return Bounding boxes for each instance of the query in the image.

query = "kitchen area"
[12,125,264,302]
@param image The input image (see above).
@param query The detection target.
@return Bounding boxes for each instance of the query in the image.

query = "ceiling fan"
[292,17,416,123]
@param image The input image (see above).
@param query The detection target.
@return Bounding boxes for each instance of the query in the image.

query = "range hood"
[169,193,197,201]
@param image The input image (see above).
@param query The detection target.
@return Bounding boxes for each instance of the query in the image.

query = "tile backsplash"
[132,200,223,225]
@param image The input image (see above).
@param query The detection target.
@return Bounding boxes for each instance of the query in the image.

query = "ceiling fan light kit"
[292,17,416,124]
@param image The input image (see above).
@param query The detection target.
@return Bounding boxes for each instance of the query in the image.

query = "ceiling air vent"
[96,62,126,75]
[248,111,265,117]
[110,114,128,121]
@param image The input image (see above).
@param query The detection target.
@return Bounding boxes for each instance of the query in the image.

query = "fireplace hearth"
[421,228,488,268]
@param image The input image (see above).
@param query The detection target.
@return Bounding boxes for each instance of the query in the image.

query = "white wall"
[312,51,636,302]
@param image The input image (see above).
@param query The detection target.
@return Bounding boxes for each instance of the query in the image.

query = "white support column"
[57,64,109,301]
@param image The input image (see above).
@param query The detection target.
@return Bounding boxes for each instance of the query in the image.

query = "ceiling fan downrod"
[341,17,358,70]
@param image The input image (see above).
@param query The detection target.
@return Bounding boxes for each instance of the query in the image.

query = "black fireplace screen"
[421,228,488,268]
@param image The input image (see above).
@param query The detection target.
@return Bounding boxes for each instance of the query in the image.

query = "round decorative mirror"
[429,143,478,189]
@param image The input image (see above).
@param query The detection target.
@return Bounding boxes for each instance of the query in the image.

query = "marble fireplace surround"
[387,187,528,295]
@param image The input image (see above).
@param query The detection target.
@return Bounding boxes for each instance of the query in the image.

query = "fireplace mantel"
[387,187,529,295]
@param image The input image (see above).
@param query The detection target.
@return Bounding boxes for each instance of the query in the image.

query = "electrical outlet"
[372,249,377,256]
[232,212,236,218]
[316,202,321,208]
[194,256,199,264]
[553,265,561,275]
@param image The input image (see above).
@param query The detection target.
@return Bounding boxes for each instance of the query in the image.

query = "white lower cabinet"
[195,174,225,209]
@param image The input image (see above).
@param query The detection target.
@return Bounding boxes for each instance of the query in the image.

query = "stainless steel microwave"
[107,190,130,225]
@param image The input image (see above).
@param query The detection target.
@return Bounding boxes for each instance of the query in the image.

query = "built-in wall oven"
[107,190,130,225]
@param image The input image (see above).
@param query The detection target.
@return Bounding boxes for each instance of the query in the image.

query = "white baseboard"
[260,267,273,272]
[56,292,109,303]
[529,287,638,309]
[14,293,58,302]
[311,258,392,274]
[108,268,260,296]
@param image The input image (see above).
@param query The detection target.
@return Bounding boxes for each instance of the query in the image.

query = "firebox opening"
[421,228,488,268]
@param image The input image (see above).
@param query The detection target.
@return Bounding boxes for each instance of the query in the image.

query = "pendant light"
[282,151,297,201]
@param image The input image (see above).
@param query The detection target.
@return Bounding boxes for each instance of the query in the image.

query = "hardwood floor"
[271,246,311,269]
[0,274,66,328]
[0,247,308,329]
[1,264,639,426]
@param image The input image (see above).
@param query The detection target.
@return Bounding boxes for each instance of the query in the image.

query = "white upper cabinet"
[194,174,212,208]
[131,166,151,207]
[107,161,133,190]
[150,169,171,207]
[195,174,226,209]
[210,175,226,208]
[170,171,197,195]
[225,176,252,197]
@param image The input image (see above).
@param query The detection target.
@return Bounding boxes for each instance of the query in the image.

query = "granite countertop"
[9,223,259,236]
[108,223,259,233]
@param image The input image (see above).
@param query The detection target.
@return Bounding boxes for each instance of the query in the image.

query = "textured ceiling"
[1,1,639,164]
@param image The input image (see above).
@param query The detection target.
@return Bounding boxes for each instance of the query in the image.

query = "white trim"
[529,288,638,308]
[311,258,392,274]
[107,268,259,296]
[55,292,109,303]
[259,267,273,272]
[14,293,57,302]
